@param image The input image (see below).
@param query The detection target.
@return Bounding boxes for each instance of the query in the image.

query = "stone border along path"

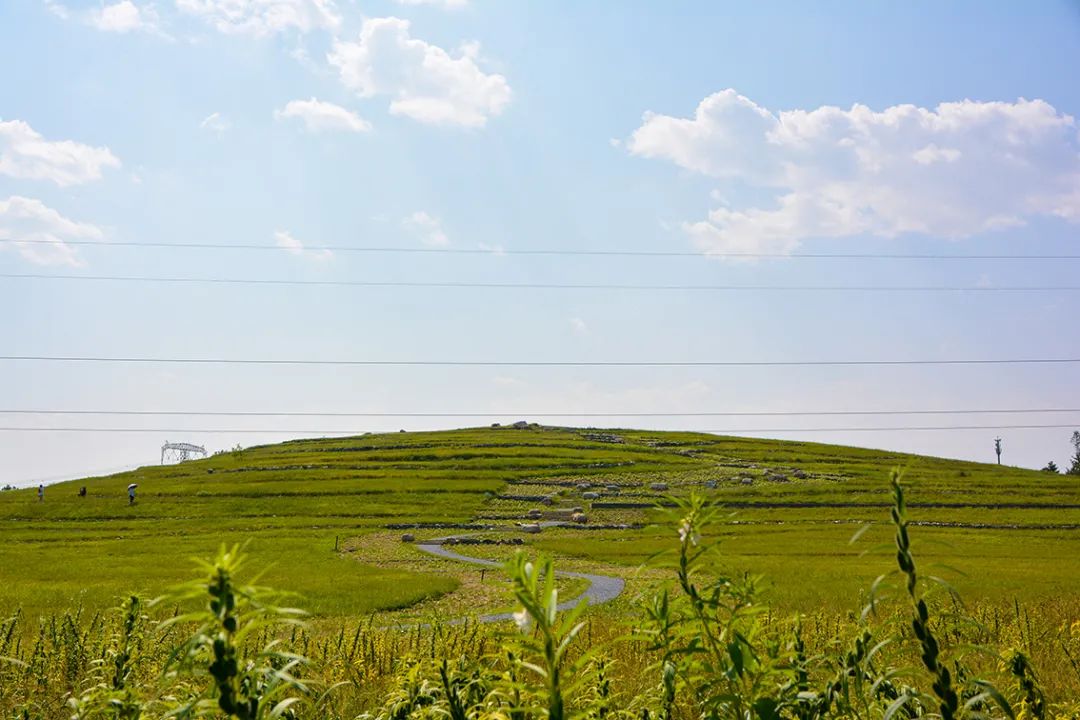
[414,532,626,624]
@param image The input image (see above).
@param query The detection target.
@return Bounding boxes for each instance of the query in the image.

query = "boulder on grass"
[401,533,415,543]
[520,523,541,534]
[571,512,588,524]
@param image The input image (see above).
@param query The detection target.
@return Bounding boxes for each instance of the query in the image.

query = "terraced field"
[1,425,1077,620]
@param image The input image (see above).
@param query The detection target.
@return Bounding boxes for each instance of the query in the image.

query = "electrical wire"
[3,355,1078,367]
[1,408,1078,418]
[2,238,1078,260]
[3,273,1078,291]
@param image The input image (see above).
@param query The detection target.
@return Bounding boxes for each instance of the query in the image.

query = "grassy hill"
[2,425,1077,619]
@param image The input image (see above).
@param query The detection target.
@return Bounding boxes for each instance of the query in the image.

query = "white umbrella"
[127,483,138,490]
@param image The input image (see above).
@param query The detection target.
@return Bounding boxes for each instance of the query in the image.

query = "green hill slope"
[2,425,1077,618]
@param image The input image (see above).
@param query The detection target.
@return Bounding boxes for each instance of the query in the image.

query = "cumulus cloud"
[0,119,120,187]
[199,112,230,137]
[627,90,1080,254]
[402,211,448,246]
[87,1,161,33]
[176,0,340,36]
[274,230,332,260]
[0,196,103,266]
[328,17,511,128]
[274,98,371,133]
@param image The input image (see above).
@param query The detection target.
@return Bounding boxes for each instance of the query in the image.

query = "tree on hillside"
[1068,431,1080,476]
[994,437,1002,465]
[1043,461,1060,473]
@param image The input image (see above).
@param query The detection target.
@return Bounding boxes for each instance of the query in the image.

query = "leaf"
[849,522,874,545]
[882,691,915,720]
[970,680,1016,720]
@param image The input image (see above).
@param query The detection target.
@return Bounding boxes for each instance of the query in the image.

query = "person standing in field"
[37,484,43,502]
[128,485,136,505]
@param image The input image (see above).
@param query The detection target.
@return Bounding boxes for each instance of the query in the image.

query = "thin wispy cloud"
[274,230,332,260]
[0,195,102,266]
[199,112,230,137]
[395,0,469,7]
[402,211,449,246]
[176,0,340,36]
[274,98,371,133]
[87,1,162,34]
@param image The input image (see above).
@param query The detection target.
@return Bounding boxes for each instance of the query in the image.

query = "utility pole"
[994,437,1002,465]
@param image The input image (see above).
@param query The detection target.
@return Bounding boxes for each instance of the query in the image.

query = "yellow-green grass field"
[1,425,1078,622]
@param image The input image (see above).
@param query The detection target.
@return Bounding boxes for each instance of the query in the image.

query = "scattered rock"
[765,472,789,483]
[401,533,415,543]
[540,496,554,506]
[650,482,669,491]
[491,423,501,428]
[605,485,620,492]
[571,512,588,524]
[704,480,717,489]
[520,523,541,534]
[526,509,543,519]
[582,491,600,500]
[792,469,808,479]
[512,420,529,429]
[740,477,754,485]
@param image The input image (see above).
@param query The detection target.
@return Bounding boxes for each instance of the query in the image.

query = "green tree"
[1043,460,1060,473]
[1068,431,1080,476]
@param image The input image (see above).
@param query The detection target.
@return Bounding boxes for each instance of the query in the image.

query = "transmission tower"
[161,441,208,465]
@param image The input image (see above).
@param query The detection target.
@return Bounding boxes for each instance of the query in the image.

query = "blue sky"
[2,0,1079,486]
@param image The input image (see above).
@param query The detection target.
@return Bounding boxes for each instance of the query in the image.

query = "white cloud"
[328,17,511,128]
[627,90,1080,254]
[43,0,71,19]
[274,230,332,260]
[87,1,160,33]
[274,98,371,133]
[402,211,448,246]
[0,196,103,266]
[569,317,589,336]
[0,119,120,187]
[176,0,340,36]
[477,241,505,255]
[199,112,230,137]
[395,0,468,7]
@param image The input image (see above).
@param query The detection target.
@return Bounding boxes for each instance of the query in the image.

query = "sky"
[2,0,1080,487]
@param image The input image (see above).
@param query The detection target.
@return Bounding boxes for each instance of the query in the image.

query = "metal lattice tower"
[161,441,208,465]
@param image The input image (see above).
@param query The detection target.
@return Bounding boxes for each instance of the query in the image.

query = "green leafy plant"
[156,545,310,719]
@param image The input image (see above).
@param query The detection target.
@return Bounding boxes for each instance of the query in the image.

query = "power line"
[0,424,1076,434]
[3,355,1078,367]
[2,238,1078,260]
[2,408,1079,418]
[3,273,1078,292]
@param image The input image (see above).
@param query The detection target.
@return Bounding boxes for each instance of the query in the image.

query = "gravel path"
[415,534,626,624]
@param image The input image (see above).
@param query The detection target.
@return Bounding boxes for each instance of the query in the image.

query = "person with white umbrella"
[127,483,137,505]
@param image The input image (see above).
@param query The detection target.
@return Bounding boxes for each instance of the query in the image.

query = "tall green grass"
[3,472,1078,718]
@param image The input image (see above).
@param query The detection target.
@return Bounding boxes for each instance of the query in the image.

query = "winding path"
[415,534,626,623]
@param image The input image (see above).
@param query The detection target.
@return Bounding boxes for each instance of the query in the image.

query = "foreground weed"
[505,553,591,720]
[157,545,310,719]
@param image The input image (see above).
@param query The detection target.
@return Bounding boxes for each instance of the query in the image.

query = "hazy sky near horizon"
[3,0,1080,486]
